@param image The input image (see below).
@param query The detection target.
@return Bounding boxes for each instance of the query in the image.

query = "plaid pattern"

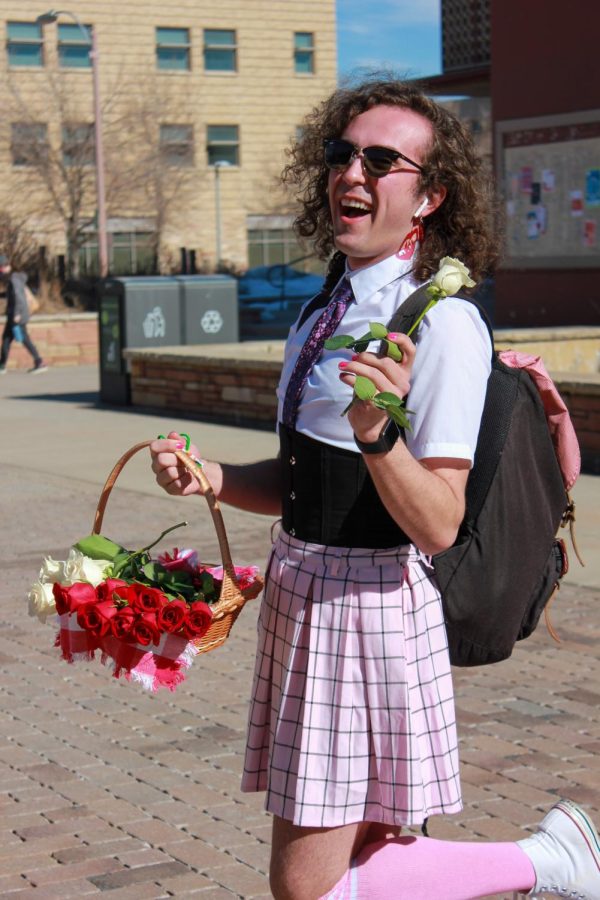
[241,531,462,828]
[56,613,198,692]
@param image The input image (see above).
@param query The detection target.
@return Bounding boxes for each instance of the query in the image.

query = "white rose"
[39,556,65,583]
[432,256,476,296]
[28,581,57,622]
[62,549,112,586]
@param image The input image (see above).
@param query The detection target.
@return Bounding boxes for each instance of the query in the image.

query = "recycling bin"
[98,276,182,404]
[176,275,239,344]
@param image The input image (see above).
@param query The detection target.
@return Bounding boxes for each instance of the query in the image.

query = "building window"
[160,124,194,166]
[57,23,92,68]
[62,123,95,166]
[207,125,239,166]
[156,27,190,71]
[204,29,236,71]
[247,228,322,272]
[80,232,155,276]
[294,32,314,74]
[11,122,48,166]
[7,21,43,67]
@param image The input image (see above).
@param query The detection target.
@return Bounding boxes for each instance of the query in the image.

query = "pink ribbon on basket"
[56,613,199,692]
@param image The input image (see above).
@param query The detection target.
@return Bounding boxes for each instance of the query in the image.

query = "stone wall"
[125,343,282,429]
[0,314,98,369]
[124,333,600,472]
[557,375,600,475]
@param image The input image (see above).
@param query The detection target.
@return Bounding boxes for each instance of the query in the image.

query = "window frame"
[159,123,195,167]
[7,21,44,68]
[203,28,237,72]
[79,231,156,276]
[206,124,240,167]
[62,122,95,167]
[293,31,314,75]
[11,122,49,167]
[156,26,191,72]
[57,22,92,69]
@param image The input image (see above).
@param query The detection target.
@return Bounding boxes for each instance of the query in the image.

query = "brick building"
[0,1,336,276]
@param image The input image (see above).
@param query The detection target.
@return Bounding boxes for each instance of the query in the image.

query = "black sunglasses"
[323,138,424,178]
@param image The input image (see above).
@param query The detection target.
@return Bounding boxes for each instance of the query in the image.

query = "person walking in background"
[150,78,600,899]
[0,254,47,374]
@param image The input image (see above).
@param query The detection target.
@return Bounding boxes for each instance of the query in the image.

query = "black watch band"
[354,418,401,454]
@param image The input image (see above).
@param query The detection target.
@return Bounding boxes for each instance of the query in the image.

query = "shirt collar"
[344,252,417,303]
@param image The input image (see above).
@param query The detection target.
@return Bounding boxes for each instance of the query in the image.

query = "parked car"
[237,264,324,340]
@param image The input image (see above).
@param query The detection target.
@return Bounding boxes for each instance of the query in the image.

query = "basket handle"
[92,440,240,594]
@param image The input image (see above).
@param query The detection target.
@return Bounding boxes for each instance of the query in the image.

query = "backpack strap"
[385,284,495,360]
[385,284,502,524]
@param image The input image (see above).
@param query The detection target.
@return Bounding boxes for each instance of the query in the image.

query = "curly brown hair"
[282,76,498,287]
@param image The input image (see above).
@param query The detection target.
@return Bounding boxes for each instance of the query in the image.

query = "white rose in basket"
[30,550,113,623]
[28,581,57,623]
[61,549,112,586]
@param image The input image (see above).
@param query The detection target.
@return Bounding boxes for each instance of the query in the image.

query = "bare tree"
[111,79,198,271]
[4,70,131,280]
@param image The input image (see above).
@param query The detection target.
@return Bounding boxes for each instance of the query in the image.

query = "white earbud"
[413,197,430,218]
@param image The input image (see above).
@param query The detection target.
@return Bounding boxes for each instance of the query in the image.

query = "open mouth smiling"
[340,198,372,219]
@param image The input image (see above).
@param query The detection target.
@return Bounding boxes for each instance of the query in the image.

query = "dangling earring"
[396,198,428,260]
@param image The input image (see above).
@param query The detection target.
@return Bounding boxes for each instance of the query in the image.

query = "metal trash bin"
[98,276,182,404]
[176,275,239,344]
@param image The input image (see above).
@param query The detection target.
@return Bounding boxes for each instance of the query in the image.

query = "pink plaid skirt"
[241,530,462,828]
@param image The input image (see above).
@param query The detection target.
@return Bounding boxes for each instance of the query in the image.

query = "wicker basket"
[93,440,264,654]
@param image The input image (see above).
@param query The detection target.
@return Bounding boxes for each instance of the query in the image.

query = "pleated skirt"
[241,530,462,828]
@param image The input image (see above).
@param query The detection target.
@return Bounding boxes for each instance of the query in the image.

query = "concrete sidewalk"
[1,365,599,899]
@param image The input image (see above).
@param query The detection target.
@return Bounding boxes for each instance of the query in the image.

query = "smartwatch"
[354,418,401,454]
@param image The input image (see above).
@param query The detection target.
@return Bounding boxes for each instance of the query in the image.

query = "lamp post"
[37,8,109,278]
[213,160,231,269]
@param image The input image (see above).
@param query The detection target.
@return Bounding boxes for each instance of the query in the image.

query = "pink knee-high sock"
[320,835,535,900]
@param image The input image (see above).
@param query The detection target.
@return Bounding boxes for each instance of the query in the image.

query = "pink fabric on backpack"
[498,350,580,491]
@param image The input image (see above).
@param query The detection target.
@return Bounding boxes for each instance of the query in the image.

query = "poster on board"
[498,111,600,267]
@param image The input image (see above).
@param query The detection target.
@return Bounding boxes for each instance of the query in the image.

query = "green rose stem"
[112,521,188,577]
[326,255,476,427]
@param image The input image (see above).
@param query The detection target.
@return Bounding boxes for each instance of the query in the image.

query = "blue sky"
[336,0,442,82]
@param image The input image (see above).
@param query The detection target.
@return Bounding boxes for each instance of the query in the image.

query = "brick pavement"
[1,366,599,898]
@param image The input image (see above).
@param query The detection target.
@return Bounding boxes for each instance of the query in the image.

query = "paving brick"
[124,818,189,846]
[24,856,126,886]
[211,861,270,896]
[116,848,176,868]
[163,839,234,871]
[88,861,190,890]
[53,838,145,864]
[154,871,217,893]
[0,873,29,893]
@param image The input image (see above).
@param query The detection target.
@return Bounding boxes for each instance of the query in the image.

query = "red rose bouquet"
[29,527,262,692]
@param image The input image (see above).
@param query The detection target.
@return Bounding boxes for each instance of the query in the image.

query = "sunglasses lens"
[324,140,354,169]
[362,148,396,177]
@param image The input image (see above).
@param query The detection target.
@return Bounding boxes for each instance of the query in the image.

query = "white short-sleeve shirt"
[277,252,492,464]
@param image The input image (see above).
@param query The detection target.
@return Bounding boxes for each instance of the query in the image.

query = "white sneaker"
[518,800,600,898]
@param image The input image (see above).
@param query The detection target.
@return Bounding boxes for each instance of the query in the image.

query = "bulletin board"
[496,110,600,268]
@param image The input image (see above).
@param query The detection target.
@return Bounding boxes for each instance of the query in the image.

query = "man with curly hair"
[151,78,600,899]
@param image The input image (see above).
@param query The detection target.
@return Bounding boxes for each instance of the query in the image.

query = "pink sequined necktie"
[282,276,354,428]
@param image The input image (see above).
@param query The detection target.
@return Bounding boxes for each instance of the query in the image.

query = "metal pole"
[89,26,108,277]
[214,163,222,268]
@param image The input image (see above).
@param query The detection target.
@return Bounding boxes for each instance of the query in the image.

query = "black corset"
[279,424,412,549]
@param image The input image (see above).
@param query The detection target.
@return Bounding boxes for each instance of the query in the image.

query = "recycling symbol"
[201,309,223,334]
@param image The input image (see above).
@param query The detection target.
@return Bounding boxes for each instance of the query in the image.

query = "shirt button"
[290,456,296,465]
[290,491,296,500]
[290,528,296,536]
